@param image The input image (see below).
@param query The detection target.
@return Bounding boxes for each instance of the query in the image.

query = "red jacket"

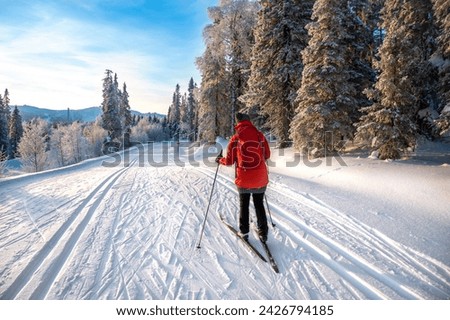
[220,120,270,189]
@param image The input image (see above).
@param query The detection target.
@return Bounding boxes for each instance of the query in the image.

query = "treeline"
[0,100,110,174]
[0,71,170,175]
[0,86,110,174]
[170,0,449,159]
[18,118,107,173]
[166,78,199,142]
[101,69,170,151]
[4,114,167,175]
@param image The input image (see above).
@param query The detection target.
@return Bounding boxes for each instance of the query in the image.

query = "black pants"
[239,192,268,237]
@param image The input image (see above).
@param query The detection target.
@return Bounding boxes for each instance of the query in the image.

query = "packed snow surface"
[0,142,449,299]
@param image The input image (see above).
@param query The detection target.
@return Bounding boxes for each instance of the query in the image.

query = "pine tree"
[101,70,122,143]
[347,0,377,122]
[366,0,386,51]
[223,0,258,135]
[355,0,435,159]
[187,77,198,141]
[0,91,9,158]
[4,91,11,152]
[196,0,257,141]
[168,84,181,141]
[8,106,23,158]
[3,89,11,125]
[433,0,450,136]
[243,0,313,148]
[179,92,188,138]
[120,83,133,147]
[196,49,228,142]
[290,0,357,157]
[196,20,228,142]
[407,0,437,138]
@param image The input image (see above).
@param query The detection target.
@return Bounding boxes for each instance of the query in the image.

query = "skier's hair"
[236,113,250,123]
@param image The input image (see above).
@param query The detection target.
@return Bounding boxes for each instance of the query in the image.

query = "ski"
[219,215,267,262]
[261,241,280,273]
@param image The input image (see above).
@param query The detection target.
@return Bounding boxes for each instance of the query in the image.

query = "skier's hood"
[234,120,255,134]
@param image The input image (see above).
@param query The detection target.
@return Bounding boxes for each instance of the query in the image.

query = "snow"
[0,141,449,300]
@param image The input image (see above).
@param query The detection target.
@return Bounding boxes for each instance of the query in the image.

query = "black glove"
[215,150,223,164]
[215,154,223,164]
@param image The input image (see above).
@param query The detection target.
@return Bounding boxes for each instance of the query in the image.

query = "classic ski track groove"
[265,183,450,298]
[268,182,450,293]
[1,159,137,299]
[83,168,145,299]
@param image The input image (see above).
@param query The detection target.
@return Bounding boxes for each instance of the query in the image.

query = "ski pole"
[265,194,276,228]
[264,158,275,228]
[197,150,222,249]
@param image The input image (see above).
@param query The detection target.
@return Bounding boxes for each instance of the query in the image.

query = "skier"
[216,113,271,242]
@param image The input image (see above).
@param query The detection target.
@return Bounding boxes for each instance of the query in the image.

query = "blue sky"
[0,0,217,114]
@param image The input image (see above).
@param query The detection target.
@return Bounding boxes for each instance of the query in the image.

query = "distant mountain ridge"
[13,105,165,123]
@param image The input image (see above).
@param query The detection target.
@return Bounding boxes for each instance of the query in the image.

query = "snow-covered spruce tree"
[101,70,122,143]
[192,84,201,141]
[347,0,378,122]
[196,0,258,141]
[196,48,227,142]
[290,0,357,157]
[221,0,258,135]
[196,11,229,143]
[187,77,198,141]
[433,0,450,136]
[366,0,386,49]
[18,118,49,173]
[0,91,9,158]
[3,89,11,124]
[160,116,170,140]
[167,84,181,141]
[0,149,6,175]
[179,92,188,138]
[119,83,133,148]
[355,0,435,159]
[2,89,11,124]
[243,0,313,148]
[403,0,437,139]
[8,106,23,158]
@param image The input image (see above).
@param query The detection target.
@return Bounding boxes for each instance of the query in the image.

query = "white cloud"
[1,16,170,113]
[0,0,212,114]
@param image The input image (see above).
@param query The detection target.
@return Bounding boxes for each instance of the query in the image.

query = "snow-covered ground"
[0,141,449,299]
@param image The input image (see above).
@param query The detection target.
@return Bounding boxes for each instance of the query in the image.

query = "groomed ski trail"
[0,145,449,299]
